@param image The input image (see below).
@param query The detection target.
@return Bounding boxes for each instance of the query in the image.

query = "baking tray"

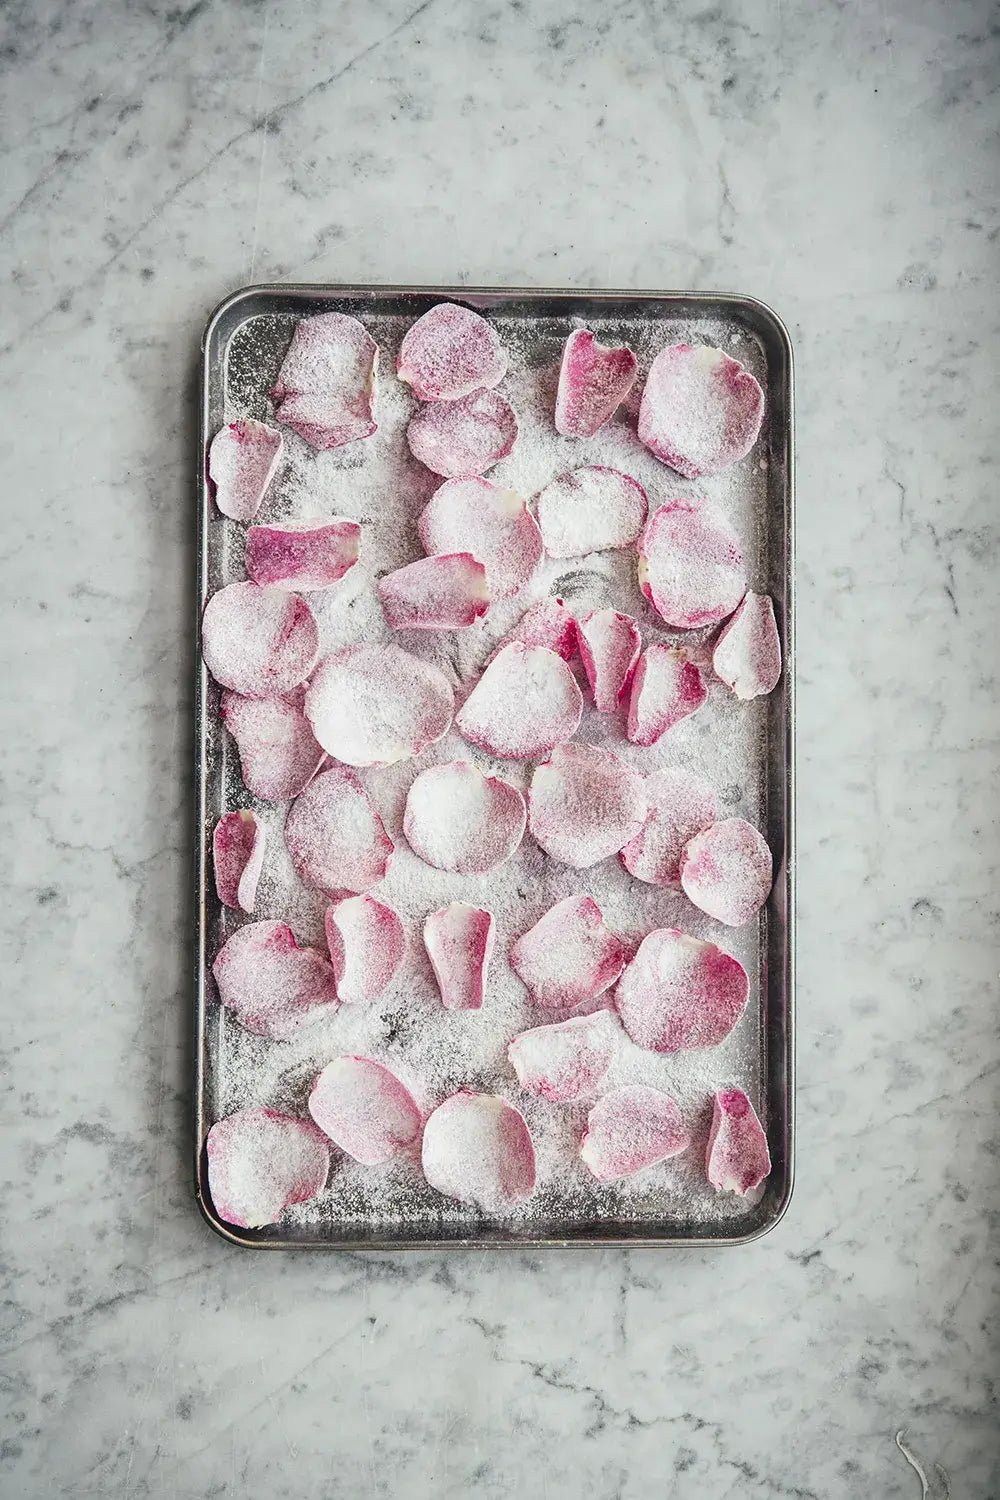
[195,285,794,1249]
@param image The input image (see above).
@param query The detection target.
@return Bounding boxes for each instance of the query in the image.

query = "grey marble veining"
[1,0,998,1495]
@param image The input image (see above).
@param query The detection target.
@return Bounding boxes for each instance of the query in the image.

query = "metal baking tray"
[195,285,794,1249]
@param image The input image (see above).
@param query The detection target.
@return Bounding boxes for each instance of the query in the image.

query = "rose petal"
[528,743,646,868]
[206,1107,330,1228]
[535,466,648,558]
[404,761,525,874]
[510,894,626,1010]
[212,919,339,1039]
[679,817,773,927]
[638,343,764,478]
[554,328,638,438]
[406,389,518,478]
[485,597,577,666]
[626,644,707,745]
[213,810,265,913]
[637,498,747,629]
[615,928,749,1053]
[202,582,319,698]
[324,894,406,1004]
[580,1086,690,1182]
[397,302,507,401]
[508,1010,619,1102]
[377,553,489,630]
[221,689,325,800]
[456,642,582,760]
[245,517,361,591]
[576,609,641,712]
[270,312,378,450]
[419,478,542,599]
[305,644,453,767]
[423,902,494,1011]
[619,767,718,887]
[208,420,283,521]
[706,1087,771,1195]
[284,765,393,897]
[712,591,782,699]
[421,1090,535,1208]
[309,1056,421,1164]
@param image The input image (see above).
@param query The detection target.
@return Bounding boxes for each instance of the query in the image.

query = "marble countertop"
[2,1,997,1495]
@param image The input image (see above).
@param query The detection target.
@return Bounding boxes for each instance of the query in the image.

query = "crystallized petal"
[508,1010,619,1102]
[305,644,453,767]
[309,1056,421,1164]
[510,895,626,1010]
[580,1086,690,1182]
[637,498,747,629]
[270,312,378,450]
[456,643,582,760]
[421,1091,535,1208]
[423,903,494,1011]
[397,302,507,401]
[208,419,283,521]
[202,582,319,697]
[528,743,646,868]
[554,328,638,438]
[404,761,525,874]
[221,689,325,800]
[378,553,489,630]
[619,767,718,887]
[245,517,361,591]
[536,466,647,558]
[284,765,393,897]
[213,810,265,913]
[206,1107,330,1228]
[419,478,542,599]
[626,644,707,745]
[485,597,577,665]
[706,1087,771,1195]
[638,343,764,478]
[679,817,773,927]
[407,389,517,479]
[576,609,641,712]
[324,894,406,1004]
[712,591,782,699]
[615,928,749,1053]
[212,920,339,1039]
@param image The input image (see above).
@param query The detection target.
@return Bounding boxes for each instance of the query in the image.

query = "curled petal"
[485,597,577,666]
[456,642,582,760]
[309,1056,421,1164]
[638,343,764,478]
[378,553,490,630]
[554,329,638,438]
[208,419,282,521]
[615,928,749,1053]
[528,743,646,868]
[407,389,517,479]
[404,761,525,874]
[423,903,494,1011]
[270,312,378,450]
[637,498,747,629]
[712,591,782,699]
[246,517,361,591]
[510,895,625,1010]
[202,582,319,698]
[212,920,339,1039]
[626,644,707,745]
[679,817,773,927]
[213,810,265,913]
[536,466,647,558]
[706,1087,771,1195]
[508,1010,619,1102]
[305,644,453,767]
[576,609,641,712]
[324,894,406,1004]
[619,767,718,887]
[206,1107,330,1228]
[419,478,542,599]
[284,765,393,897]
[580,1086,690,1182]
[397,302,507,401]
[221,690,325,801]
[421,1091,535,1208]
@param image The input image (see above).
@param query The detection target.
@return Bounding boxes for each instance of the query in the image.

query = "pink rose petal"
[419,478,542,599]
[377,553,490,630]
[456,642,582,760]
[212,810,265,914]
[406,389,518,479]
[679,817,773,927]
[485,597,577,666]
[638,343,764,478]
[421,1090,535,1208]
[212,919,339,1039]
[626,644,707,745]
[580,1086,691,1182]
[423,902,494,1011]
[221,689,325,801]
[284,765,393,897]
[615,928,749,1053]
[397,302,507,401]
[712,591,782,700]
[309,1056,421,1164]
[554,328,638,438]
[245,517,361,591]
[637,498,747,629]
[324,894,406,1004]
[528,743,646,868]
[510,894,626,1010]
[270,312,378,450]
[535,466,648,558]
[202,582,319,697]
[619,767,718,887]
[208,419,283,521]
[706,1087,771,1195]
[305,644,453,767]
[576,609,641,712]
[404,761,526,874]
[508,1010,619,1102]
[206,1107,330,1229]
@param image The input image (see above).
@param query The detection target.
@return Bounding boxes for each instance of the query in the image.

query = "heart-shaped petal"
[637,498,747,629]
[679,817,773,927]
[202,582,319,697]
[407,389,518,478]
[397,303,507,401]
[206,1107,330,1228]
[377,553,490,630]
[245,517,361,591]
[508,1010,619,1102]
[324,895,406,1004]
[638,343,764,478]
[615,928,749,1053]
[419,478,542,599]
[580,1086,690,1182]
[554,328,638,438]
[284,765,394,897]
[421,1091,535,1208]
[309,1056,421,1164]
[510,895,625,1010]
[305,644,453,767]
[404,761,525,874]
[456,642,582,760]
[212,920,339,1039]
[529,743,646,868]
[208,419,283,521]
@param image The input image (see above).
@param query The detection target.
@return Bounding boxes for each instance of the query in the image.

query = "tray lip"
[195,282,795,1251]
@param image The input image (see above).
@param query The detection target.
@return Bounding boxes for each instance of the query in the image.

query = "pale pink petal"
[508,1010,619,1102]
[208,420,283,521]
[309,1056,421,1164]
[406,389,518,478]
[712,591,782,699]
[614,928,749,1053]
[284,765,393,897]
[619,767,718,887]
[397,302,507,401]
[213,810,265,913]
[638,343,764,478]
[576,609,641,712]
[212,920,339,1039]
[202,582,319,697]
[580,1086,690,1182]
[377,553,490,630]
[423,903,494,1011]
[554,329,638,438]
[270,312,378,450]
[421,1091,535,1208]
[510,895,626,1010]
[706,1087,771,1195]
[679,817,773,927]
[324,894,406,1004]
[305,644,453,766]
[404,761,525,874]
[626,644,707,745]
[528,744,646,868]
[419,478,542,599]
[535,466,647,557]
[206,1107,330,1228]
[221,689,325,800]
[245,517,361,591]
[485,597,577,665]
[637,498,747,629]
[456,642,582,760]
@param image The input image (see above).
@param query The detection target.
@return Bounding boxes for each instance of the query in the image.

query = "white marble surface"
[2,1,998,1495]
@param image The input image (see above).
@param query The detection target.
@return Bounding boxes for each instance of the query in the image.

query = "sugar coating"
[202,582,319,697]
[580,1085,690,1182]
[637,497,747,629]
[554,329,638,438]
[576,609,641,713]
[209,419,283,521]
[508,1010,620,1102]
[407,389,518,478]
[421,1090,535,1208]
[404,761,526,874]
[679,817,773,927]
[305,643,453,766]
[485,597,577,665]
[528,743,646,869]
[620,767,718,887]
[536,466,648,558]
[309,1056,421,1164]
[419,478,542,599]
[615,928,750,1053]
[212,920,340,1040]
[627,643,707,746]
[712,591,782,699]
[510,894,626,1010]
[638,343,764,478]
[423,902,495,1010]
[245,517,361,591]
[206,1107,331,1228]
[284,765,394,898]
[221,689,325,801]
[324,895,406,1004]
[213,810,265,913]
[397,302,508,402]
[377,552,490,631]
[706,1086,771,1195]
[270,312,378,450]
[456,642,582,760]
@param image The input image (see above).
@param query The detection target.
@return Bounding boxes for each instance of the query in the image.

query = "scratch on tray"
[247,6,271,284]
[894,1428,950,1499]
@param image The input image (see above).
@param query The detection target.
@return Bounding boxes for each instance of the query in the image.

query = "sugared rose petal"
[423,902,494,1011]
[554,329,638,438]
[213,810,265,913]
[510,895,626,1010]
[324,894,406,1004]
[535,466,648,558]
[637,498,747,628]
[421,1091,535,1208]
[305,644,453,766]
[212,920,339,1039]
[638,343,764,478]
[508,1010,619,1102]
[407,389,518,479]
[626,644,707,745]
[619,767,718,887]
[456,642,582,760]
[706,1087,771,1195]
[712,591,782,699]
[528,744,646,868]
[679,817,773,926]
[221,689,325,800]
[615,928,749,1053]
[485,597,577,665]
[580,1086,690,1182]
[377,553,489,630]
[397,302,507,401]
[284,765,393,897]
[404,761,525,874]
[245,517,361,591]
[202,582,319,697]
[270,312,378,450]
[576,609,641,712]
[309,1056,421,1164]
[208,420,283,521]
[419,478,542,599]
[206,1107,330,1228]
